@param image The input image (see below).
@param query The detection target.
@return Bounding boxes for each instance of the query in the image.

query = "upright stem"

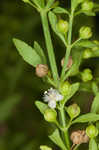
[60,108,70,149]
[40,11,59,86]
[60,9,74,82]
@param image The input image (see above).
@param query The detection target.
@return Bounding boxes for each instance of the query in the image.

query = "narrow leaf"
[13,38,42,67]
[53,7,69,15]
[72,113,99,124]
[89,139,98,150]
[49,129,67,150]
[48,11,66,46]
[75,40,97,48]
[35,101,48,115]
[34,41,46,64]
[91,92,99,113]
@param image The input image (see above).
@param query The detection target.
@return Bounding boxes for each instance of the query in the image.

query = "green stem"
[60,9,74,82]
[60,108,70,149]
[40,11,59,86]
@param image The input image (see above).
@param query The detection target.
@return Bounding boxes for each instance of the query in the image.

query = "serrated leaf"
[53,7,69,15]
[0,94,21,122]
[89,139,98,150]
[91,92,99,114]
[75,40,97,48]
[72,113,99,124]
[35,101,48,115]
[13,38,43,67]
[62,83,80,106]
[34,41,46,64]
[48,11,66,46]
[49,129,67,150]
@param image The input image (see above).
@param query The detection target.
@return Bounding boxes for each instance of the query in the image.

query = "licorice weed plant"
[13,0,99,149]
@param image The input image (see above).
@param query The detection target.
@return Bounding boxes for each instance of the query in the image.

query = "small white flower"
[43,88,63,109]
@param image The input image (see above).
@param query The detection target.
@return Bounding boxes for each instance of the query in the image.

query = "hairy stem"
[40,11,59,86]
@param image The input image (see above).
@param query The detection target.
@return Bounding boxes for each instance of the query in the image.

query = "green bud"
[81,69,93,82]
[57,20,69,34]
[79,26,92,39]
[81,1,94,12]
[44,109,57,122]
[40,145,52,150]
[83,49,93,59]
[59,81,71,96]
[86,125,98,138]
[67,104,80,119]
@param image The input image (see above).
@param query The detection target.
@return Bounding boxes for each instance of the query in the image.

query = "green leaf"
[46,0,55,9]
[13,38,43,67]
[62,83,80,106]
[34,41,46,64]
[83,11,96,16]
[0,94,21,122]
[48,11,66,46]
[72,113,99,124]
[79,82,92,92]
[75,40,97,48]
[89,139,98,150]
[35,101,48,115]
[71,0,83,10]
[91,92,99,114]
[53,7,69,15]
[49,129,67,150]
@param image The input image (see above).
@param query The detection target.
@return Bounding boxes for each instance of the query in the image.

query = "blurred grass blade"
[0,94,21,122]
[89,139,98,150]
[91,92,99,113]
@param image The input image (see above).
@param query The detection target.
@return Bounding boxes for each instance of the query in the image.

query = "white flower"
[43,88,63,109]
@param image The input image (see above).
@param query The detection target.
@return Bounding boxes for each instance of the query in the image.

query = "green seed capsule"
[79,26,92,39]
[86,125,98,138]
[57,20,69,34]
[81,1,94,11]
[59,81,71,96]
[81,69,93,82]
[67,104,80,119]
[44,109,57,122]
[83,49,93,59]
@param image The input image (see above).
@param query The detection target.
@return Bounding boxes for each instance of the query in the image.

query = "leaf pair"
[13,38,46,67]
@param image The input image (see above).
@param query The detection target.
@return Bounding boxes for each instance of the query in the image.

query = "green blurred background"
[0,0,99,150]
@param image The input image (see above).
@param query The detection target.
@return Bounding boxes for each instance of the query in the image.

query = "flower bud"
[81,68,93,82]
[44,109,57,122]
[86,125,98,138]
[81,1,94,12]
[71,130,89,145]
[57,20,69,34]
[83,49,93,59]
[67,104,80,119]
[61,56,73,69]
[40,145,52,150]
[59,81,71,96]
[79,26,92,39]
[36,64,49,77]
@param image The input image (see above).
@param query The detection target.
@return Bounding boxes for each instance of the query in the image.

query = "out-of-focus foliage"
[0,0,99,150]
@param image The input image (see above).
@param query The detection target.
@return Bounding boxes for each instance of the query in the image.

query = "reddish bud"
[36,64,49,77]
